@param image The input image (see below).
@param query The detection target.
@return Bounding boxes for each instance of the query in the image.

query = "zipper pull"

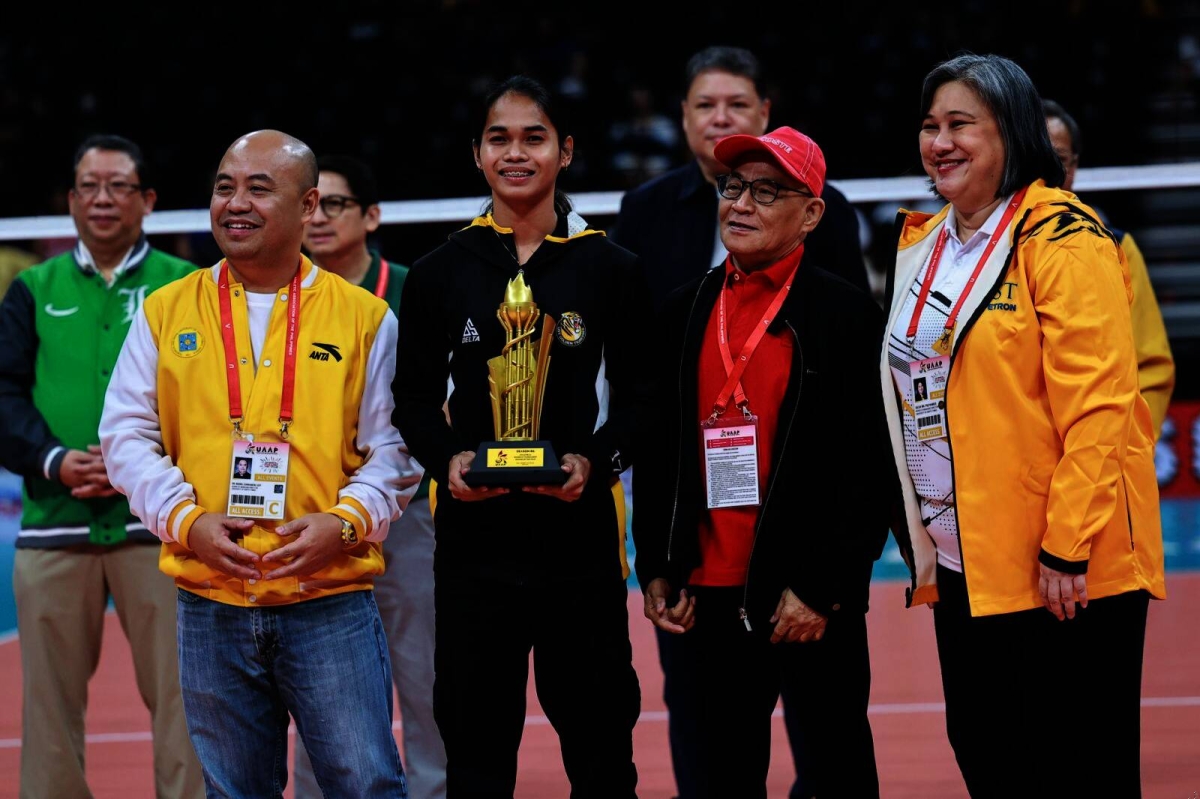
[739,607,752,632]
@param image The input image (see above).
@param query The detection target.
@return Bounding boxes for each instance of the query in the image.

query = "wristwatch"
[338,517,359,548]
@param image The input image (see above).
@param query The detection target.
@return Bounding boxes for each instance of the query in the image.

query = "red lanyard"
[906,188,1027,340]
[217,260,303,438]
[711,261,800,417]
[374,258,389,298]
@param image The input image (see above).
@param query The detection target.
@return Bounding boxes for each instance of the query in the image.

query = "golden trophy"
[463,271,566,486]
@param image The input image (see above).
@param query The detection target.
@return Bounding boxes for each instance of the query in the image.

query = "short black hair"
[684,46,766,98]
[1042,98,1082,158]
[920,53,1064,198]
[73,134,150,188]
[317,154,380,208]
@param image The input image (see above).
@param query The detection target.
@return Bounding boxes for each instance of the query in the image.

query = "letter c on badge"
[268,501,281,516]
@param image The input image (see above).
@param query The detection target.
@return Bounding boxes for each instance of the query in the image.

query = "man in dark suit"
[614,46,870,799]
[613,45,867,312]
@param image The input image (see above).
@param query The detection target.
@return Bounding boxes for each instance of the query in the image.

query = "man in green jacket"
[0,135,202,798]
[296,154,444,799]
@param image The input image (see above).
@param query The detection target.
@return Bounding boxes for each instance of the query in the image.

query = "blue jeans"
[176,588,407,798]
[293,498,445,799]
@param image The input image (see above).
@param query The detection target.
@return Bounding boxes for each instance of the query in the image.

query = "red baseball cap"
[713,126,826,198]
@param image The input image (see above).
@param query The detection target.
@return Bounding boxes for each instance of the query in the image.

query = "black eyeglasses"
[74,179,142,199]
[716,174,812,205]
[318,195,362,219]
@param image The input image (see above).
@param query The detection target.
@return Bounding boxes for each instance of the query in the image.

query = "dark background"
[3,4,1194,213]
[2,1,1198,392]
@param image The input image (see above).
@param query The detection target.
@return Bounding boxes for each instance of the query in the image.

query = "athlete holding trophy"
[391,76,650,797]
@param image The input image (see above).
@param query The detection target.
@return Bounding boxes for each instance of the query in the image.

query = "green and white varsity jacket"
[0,236,194,547]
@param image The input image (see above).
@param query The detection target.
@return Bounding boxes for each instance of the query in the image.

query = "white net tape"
[1,163,1197,241]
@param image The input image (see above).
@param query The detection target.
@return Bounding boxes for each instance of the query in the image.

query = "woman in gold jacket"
[881,54,1165,798]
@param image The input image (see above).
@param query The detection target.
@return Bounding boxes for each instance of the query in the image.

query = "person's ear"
[757,97,772,134]
[799,196,825,239]
[300,187,319,224]
[364,203,382,234]
[559,136,574,171]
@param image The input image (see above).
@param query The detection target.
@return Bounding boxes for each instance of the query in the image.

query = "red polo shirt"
[690,245,801,586]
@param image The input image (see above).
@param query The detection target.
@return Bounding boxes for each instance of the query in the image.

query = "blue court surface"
[1,468,1197,637]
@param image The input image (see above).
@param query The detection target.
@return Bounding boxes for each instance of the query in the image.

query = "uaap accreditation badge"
[909,355,949,441]
[227,439,290,520]
[701,416,761,510]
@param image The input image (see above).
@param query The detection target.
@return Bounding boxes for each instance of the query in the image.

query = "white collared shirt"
[74,238,150,287]
[886,195,1014,572]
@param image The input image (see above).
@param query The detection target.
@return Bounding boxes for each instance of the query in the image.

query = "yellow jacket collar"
[897,180,1090,250]
[467,211,605,243]
[211,255,318,289]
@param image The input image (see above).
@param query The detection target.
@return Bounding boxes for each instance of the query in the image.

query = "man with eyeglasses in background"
[296,154,444,799]
[0,134,202,798]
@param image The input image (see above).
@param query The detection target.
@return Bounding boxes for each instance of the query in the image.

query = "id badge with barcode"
[227,438,290,520]
[909,355,949,441]
[701,415,761,509]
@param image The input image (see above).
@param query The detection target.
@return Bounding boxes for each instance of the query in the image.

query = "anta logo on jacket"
[309,342,342,361]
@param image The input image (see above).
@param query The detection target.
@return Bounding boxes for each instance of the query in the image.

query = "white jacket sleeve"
[100,307,202,544]
[331,310,421,542]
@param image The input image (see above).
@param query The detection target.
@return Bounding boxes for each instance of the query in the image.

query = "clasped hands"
[188,512,347,581]
[643,579,828,644]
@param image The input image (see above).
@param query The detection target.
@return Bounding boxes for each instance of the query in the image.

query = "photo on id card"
[227,439,290,520]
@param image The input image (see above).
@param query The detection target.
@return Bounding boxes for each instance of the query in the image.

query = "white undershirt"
[887,196,1013,572]
[245,292,275,370]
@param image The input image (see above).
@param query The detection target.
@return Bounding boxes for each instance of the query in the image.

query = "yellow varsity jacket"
[101,257,417,606]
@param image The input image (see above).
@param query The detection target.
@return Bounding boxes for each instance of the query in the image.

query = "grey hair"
[684,46,766,98]
[919,53,1064,199]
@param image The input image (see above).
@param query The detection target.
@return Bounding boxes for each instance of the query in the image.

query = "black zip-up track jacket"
[393,214,652,582]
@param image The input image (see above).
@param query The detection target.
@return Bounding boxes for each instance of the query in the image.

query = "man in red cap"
[612,50,871,799]
[633,126,896,798]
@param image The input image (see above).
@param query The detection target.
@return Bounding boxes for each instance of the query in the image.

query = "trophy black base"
[462,440,567,487]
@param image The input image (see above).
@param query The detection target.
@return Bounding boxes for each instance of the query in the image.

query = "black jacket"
[632,258,897,625]
[612,161,869,309]
[392,214,652,582]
